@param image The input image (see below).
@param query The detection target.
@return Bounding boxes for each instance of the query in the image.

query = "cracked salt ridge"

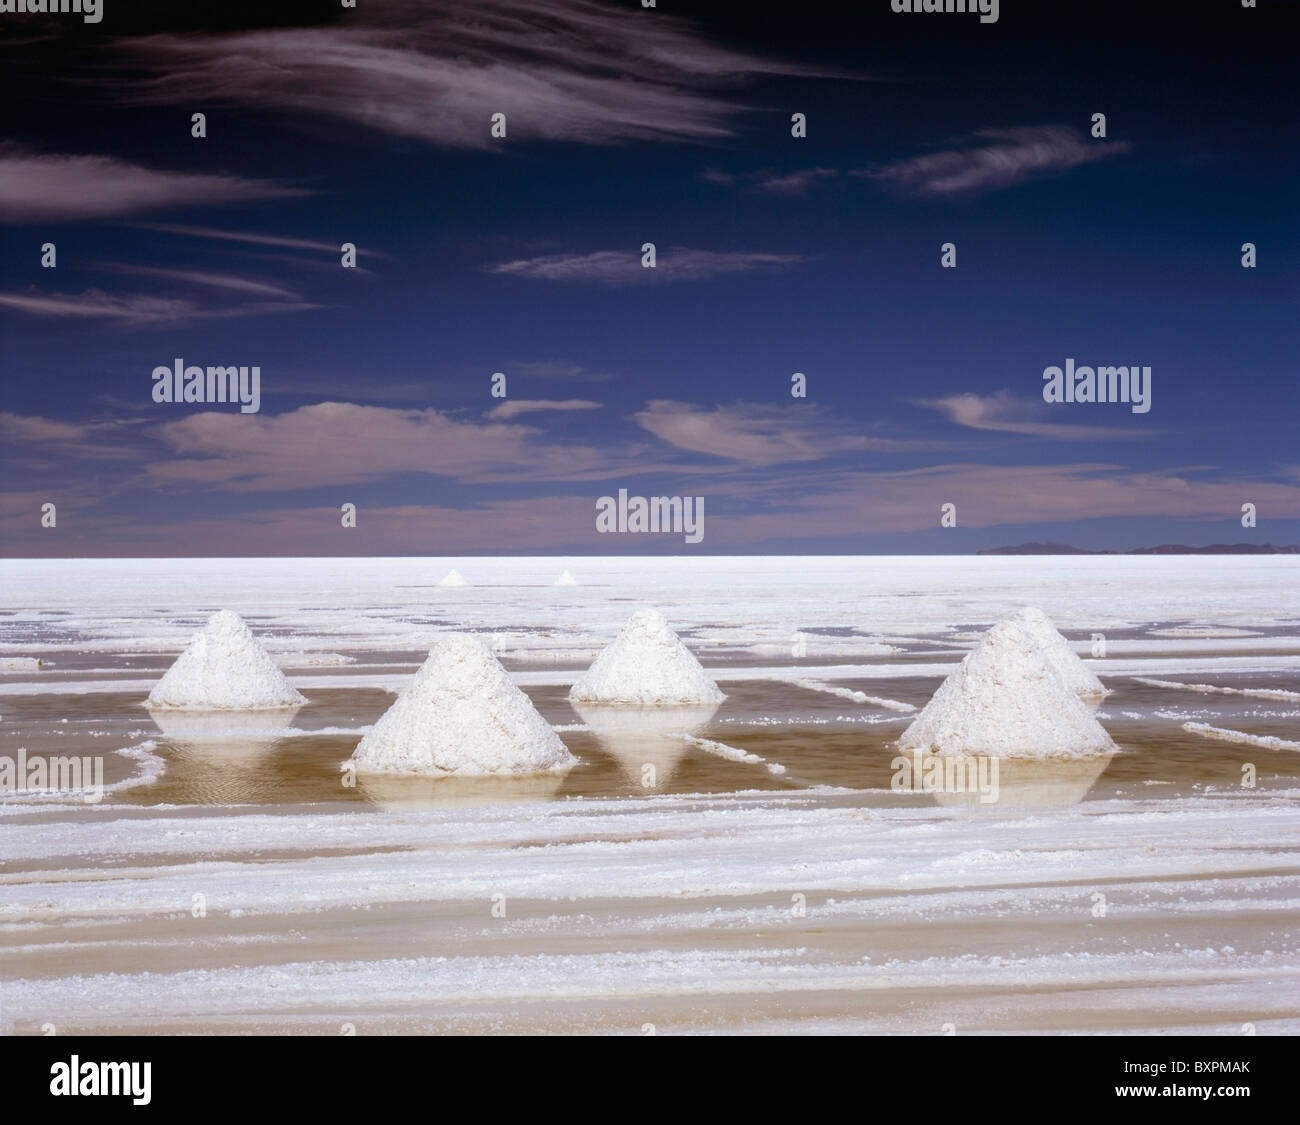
[1134,676,1300,702]
[719,713,906,726]
[1182,722,1300,753]
[3,795,1295,913]
[0,740,165,805]
[676,735,788,776]
[460,873,1300,933]
[0,948,1293,1026]
[781,677,916,713]
[10,650,1296,698]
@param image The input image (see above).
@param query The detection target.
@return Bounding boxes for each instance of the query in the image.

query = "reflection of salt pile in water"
[554,570,578,586]
[1006,607,1108,698]
[350,633,575,776]
[147,610,305,710]
[570,610,724,705]
[900,615,1116,759]
[148,705,300,777]
[358,772,569,811]
[930,752,1114,810]
[438,569,468,587]
[571,700,719,787]
[146,707,301,803]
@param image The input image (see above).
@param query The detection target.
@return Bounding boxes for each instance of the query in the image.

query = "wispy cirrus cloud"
[0,289,206,324]
[634,401,930,464]
[703,167,839,194]
[918,390,1157,440]
[0,288,322,326]
[487,247,803,285]
[510,360,611,381]
[0,412,142,460]
[137,223,389,261]
[488,399,604,420]
[758,168,839,194]
[0,146,308,222]
[141,402,626,492]
[120,0,814,150]
[6,460,1296,557]
[97,264,302,301]
[857,125,1130,196]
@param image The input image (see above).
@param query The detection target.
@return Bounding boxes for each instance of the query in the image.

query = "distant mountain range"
[977,542,1300,556]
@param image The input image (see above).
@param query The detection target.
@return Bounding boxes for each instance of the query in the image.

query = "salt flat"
[1,555,1297,1034]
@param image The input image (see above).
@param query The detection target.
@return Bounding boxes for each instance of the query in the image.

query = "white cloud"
[634,401,927,463]
[121,0,814,150]
[919,390,1156,440]
[100,265,301,300]
[488,399,604,419]
[0,288,320,325]
[487,247,802,285]
[703,167,838,194]
[140,402,669,491]
[0,146,307,223]
[859,126,1130,196]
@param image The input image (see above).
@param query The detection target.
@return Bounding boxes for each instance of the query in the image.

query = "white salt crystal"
[554,570,578,586]
[350,633,575,776]
[147,610,305,711]
[569,609,724,705]
[1006,607,1108,697]
[0,657,43,672]
[899,617,1115,758]
[438,569,468,587]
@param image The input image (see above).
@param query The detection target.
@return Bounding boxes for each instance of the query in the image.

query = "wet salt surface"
[3,676,1295,808]
[1,556,1297,1033]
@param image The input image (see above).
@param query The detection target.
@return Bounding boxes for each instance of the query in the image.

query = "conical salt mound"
[899,619,1115,758]
[350,633,575,776]
[569,609,724,705]
[1005,607,1108,697]
[438,569,468,587]
[554,569,578,586]
[147,610,305,710]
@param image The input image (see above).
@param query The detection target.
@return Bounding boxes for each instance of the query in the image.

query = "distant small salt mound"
[554,569,578,587]
[438,569,468,587]
[147,610,305,711]
[899,618,1115,758]
[0,657,43,672]
[569,609,724,705]
[1005,607,1108,697]
[350,633,575,777]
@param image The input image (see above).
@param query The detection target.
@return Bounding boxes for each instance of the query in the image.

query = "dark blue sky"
[2,0,1296,556]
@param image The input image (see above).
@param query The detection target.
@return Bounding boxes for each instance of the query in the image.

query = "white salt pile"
[554,570,578,586]
[1006,607,1108,697]
[438,569,468,587]
[899,618,1115,758]
[147,610,305,711]
[350,633,575,776]
[569,609,724,705]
